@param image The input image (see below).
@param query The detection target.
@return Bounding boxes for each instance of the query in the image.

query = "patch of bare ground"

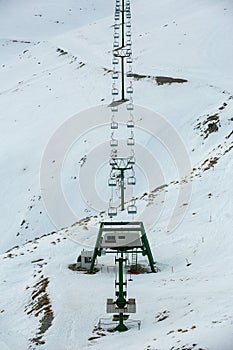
[102,67,188,85]
[195,113,220,139]
[25,277,54,347]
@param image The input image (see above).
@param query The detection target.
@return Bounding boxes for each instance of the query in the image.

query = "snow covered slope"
[0,0,233,349]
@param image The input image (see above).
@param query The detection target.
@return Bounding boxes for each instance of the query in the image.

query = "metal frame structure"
[89,221,156,273]
[89,221,156,331]
[86,0,157,333]
[110,157,133,211]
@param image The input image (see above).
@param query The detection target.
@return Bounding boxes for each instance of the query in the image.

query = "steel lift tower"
[89,0,156,332]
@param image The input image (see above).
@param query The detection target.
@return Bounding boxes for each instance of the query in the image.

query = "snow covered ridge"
[1,0,233,349]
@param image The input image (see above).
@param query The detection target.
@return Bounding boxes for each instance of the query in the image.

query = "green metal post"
[141,233,156,272]
[121,0,125,47]
[89,248,99,274]
[121,0,125,101]
[121,57,125,101]
[115,254,128,331]
[89,224,103,273]
[120,169,124,211]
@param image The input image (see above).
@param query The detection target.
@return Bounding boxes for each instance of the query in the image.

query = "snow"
[0,0,233,349]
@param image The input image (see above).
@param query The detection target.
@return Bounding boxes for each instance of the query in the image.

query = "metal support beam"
[120,169,125,210]
[121,57,125,101]
[141,233,156,273]
[115,253,128,331]
[121,0,125,101]
[121,0,125,47]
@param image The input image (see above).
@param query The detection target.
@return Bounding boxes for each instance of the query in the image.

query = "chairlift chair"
[127,70,133,78]
[111,121,118,129]
[112,71,119,80]
[127,103,134,111]
[128,156,135,165]
[108,206,117,216]
[127,137,135,146]
[114,24,120,30]
[110,138,118,147]
[111,105,118,112]
[126,22,131,28]
[113,41,119,48]
[114,32,119,39]
[127,57,133,64]
[126,39,132,46]
[112,57,119,65]
[108,178,117,187]
[110,158,116,166]
[112,87,119,96]
[127,119,135,128]
[111,150,117,159]
[127,204,137,215]
[127,176,136,185]
[127,85,133,94]
[126,31,132,37]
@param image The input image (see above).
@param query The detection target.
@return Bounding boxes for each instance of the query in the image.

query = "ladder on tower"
[131,249,138,271]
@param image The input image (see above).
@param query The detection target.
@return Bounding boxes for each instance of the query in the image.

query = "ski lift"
[127,85,133,94]
[112,87,119,96]
[126,39,132,46]
[110,158,116,166]
[112,57,119,65]
[126,21,131,28]
[127,119,135,128]
[114,24,120,30]
[127,70,133,78]
[111,105,118,112]
[127,56,133,64]
[114,32,119,39]
[127,103,134,111]
[110,132,118,147]
[113,41,119,48]
[110,138,118,147]
[115,14,120,20]
[112,71,119,80]
[111,150,117,159]
[126,48,132,55]
[126,30,131,37]
[127,176,136,185]
[128,156,135,165]
[127,201,137,215]
[127,136,135,146]
[126,12,131,19]
[111,121,118,129]
[108,177,117,187]
[108,206,117,217]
